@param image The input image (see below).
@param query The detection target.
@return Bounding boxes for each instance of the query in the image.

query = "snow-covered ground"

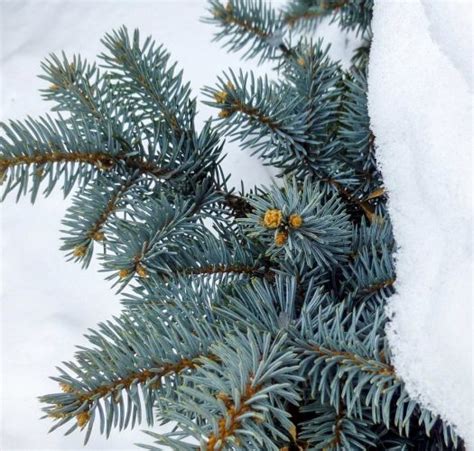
[368,0,473,447]
[1,0,472,449]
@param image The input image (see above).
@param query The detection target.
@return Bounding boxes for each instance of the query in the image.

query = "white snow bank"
[368,0,473,446]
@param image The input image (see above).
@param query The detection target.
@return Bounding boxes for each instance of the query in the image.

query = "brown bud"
[136,264,147,278]
[213,90,228,104]
[76,411,90,428]
[263,209,282,229]
[289,213,303,229]
[118,268,130,279]
[91,230,105,241]
[275,231,288,246]
[73,245,87,258]
[218,109,232,118]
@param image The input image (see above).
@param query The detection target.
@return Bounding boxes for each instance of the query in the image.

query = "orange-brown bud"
[91,230,105,241]
[289,213,303,229]
[275,231,288,246]
[218,109,232,118]
[136,264,147,278]
[213,90,228,104]
[118,268,130,279]
[263,209,282,229]
[73,245,87,258]
[76,411,90,428]
[59,383,74,393]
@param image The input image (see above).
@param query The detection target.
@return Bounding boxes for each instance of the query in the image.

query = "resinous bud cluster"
[213,80,235,118]
[262,208,303,246]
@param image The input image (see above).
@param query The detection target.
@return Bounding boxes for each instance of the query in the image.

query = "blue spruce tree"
[0,1,464,449]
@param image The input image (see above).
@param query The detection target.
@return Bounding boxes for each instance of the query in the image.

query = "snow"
[368,0,473,447]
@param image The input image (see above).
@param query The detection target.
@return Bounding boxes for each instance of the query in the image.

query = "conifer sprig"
[40,53,108,123]
[100,27,195,131]
[41,291,221,443]
[145,331,302,450]
[205,0,291,63]
[61,172,142,267]
[299,401,378,450]
[242,178,352,268]
[283,0,374,34]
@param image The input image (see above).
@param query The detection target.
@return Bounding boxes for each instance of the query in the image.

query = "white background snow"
[368,0,473,447]
[0,0,472,449]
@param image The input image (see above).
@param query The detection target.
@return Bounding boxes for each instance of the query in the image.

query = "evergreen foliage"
[1,0,464,449]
